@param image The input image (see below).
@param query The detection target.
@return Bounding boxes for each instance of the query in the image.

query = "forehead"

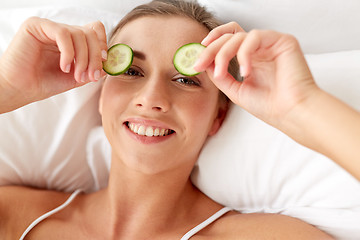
[112,16,209,57]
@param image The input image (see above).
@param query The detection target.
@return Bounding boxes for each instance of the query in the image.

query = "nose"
[134,75,171,113]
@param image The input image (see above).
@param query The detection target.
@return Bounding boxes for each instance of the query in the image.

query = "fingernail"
[214,66,220,79]
[201,35,209,45]
[101,50,107,60]
[81,72,87,82]
[94,70,100,81]
[240,66,245,78]
[65,64,71,73]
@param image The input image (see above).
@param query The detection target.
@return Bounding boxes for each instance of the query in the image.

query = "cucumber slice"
[173,43,205,76]
[103,44,133,76]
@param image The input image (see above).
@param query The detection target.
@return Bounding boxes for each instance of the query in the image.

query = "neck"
[100,153,204,239]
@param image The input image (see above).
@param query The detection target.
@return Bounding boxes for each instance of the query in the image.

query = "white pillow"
[87,51,360,239]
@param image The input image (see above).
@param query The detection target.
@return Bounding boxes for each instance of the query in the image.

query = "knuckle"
[282,33,301,49]
[283,33,297,42]
[208,27,219,36]
[87,21,106,39]
[228,21,239,28]
[24,16,40,25]
[233,32,244,39]
[227,21,242,33]
[22,16,45,29]
[84,27,97,38]
[93,20,105,30]
[248,29,261,36]
[72,28,86,39]
[57,27,71,38]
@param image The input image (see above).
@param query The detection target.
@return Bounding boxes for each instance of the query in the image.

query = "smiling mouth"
[125,121,175,137]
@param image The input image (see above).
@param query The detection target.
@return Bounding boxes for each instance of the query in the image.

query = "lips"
[125,121,175,137]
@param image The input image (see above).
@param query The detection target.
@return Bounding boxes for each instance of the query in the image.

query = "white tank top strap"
[19,189,82,240]
[180,206,232,240]
[20,190,231,240]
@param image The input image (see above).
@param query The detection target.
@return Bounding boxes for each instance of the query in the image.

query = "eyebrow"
[133,50,146,60]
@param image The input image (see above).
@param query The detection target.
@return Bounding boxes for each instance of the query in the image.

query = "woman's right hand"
[0,17,108,113]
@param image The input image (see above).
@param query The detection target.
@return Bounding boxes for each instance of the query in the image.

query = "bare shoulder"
[0,185,71,239]
[199,211,334,240]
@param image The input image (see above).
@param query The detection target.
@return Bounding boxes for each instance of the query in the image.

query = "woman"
[0,0,357,239]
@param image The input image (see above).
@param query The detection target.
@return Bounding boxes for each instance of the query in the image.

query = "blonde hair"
[109,0,239,82]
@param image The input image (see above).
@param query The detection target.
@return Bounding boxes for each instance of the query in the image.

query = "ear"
[208,98,229,136]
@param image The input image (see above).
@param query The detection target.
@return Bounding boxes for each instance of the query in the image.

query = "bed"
[0,0,359,239]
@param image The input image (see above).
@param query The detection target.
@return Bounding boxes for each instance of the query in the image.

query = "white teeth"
[127,122,172,137]
[138,125,146,136]
[160,128,165,136]
[154,128,160,137]
[145,127,154,137]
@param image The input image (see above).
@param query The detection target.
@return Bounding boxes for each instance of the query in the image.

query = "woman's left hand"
[195,22,320,129]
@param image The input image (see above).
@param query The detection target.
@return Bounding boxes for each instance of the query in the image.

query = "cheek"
[179,92,219,133]
[101,80,131,114]
[100,81,131,136]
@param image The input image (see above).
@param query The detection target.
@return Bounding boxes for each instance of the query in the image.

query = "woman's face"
[100,16,225,174]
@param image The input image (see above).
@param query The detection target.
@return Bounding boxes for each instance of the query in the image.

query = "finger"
[237,30,284,77]
[194,33,233,72]
[206,63,242,104]
[83,28,102,82]
[201,21,244,46]
[71,28,89,83]
[32,18,75,73]
[85,21,108,60]
[213,32,246,79]
[56,28,75,73]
